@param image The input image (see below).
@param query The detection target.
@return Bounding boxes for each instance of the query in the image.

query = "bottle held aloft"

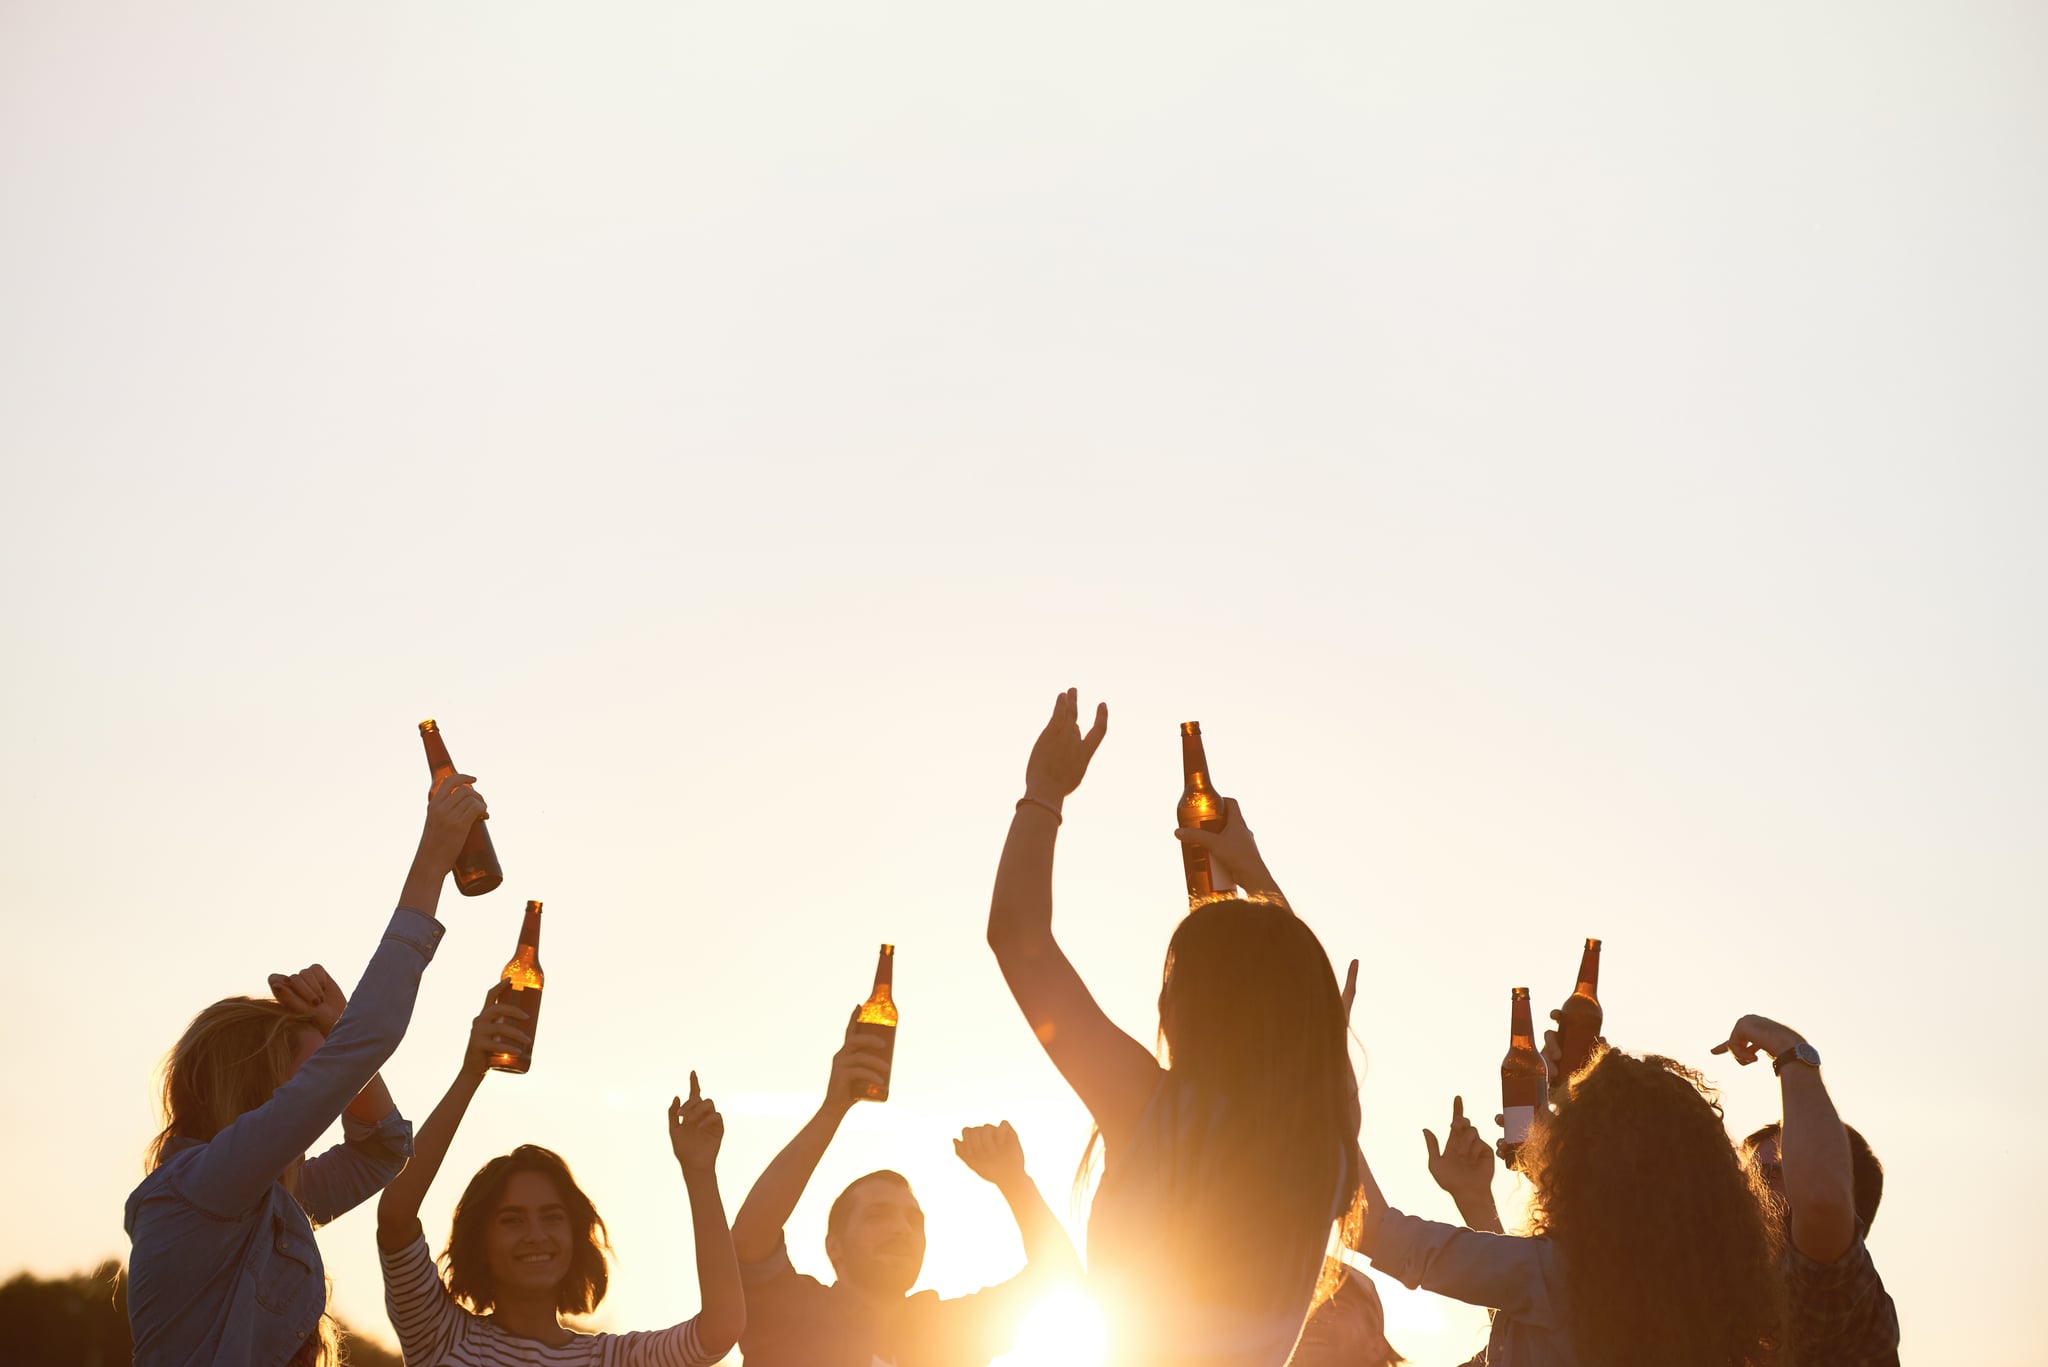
[1500,986,1547,1168]
[418,718,502,897]
[851,943,898,1103]
[1555,937,1603,1083]
[489,900,544,1074]
[1177,721,1237,906]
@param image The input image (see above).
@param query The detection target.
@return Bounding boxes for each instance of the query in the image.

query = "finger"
[1710,1040,1731,1054]
[689,1071,702,1104]
[1494,1113,1505,1128]
[1424,1129,1441,1161]
[1549,1009,1563,1023]
[1081,701,1108,756]
[670,1096,683,1120]
[1341,960,1359,1019]
[1172,827,1210,846]
[1452,1095,1465,1125]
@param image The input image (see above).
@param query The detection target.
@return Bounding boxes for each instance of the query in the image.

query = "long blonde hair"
[146,996,319,1175]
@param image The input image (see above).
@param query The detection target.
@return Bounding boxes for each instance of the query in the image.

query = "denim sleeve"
[298,1108,415,1227]
[169,907,444,1219]
[1368,1210,1566,1328]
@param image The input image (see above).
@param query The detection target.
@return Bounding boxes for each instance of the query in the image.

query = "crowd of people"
[121,691,1899,1366]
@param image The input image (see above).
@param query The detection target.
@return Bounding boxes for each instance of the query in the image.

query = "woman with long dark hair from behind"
[374,988,744,1364]
[125,772,487,1367]
[986,690,1365,1367]
[1352,1048,1782,1367]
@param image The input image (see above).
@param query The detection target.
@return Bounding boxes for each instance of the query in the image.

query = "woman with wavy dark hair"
[375,989,744,1365]
[1354,1048,1783,1367]
[987,690,1365,1367]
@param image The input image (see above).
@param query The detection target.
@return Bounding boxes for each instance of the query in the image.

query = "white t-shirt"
[379,1234,718,1367]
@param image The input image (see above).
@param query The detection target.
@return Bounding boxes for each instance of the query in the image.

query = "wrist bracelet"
[1015,795,1064,825]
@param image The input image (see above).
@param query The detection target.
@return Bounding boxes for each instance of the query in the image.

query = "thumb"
[1172,827,1208,845]
[1424,1129,1442,1162]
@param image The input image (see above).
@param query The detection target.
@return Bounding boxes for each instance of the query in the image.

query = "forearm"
[733,1103,845,1261]
[989,804,1060,950]
[1451,1190,1505,1235]
[346,1072,398,1124]
[1778,1064,1856,1260]
[998,1173,1081,1280]
[682,1165,745,1349]
[396,843,452,919]
[1228,849,1287,906]
[378,1070,483,1247]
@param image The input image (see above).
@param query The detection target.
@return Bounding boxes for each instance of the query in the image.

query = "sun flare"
[992,1286,1108,1367]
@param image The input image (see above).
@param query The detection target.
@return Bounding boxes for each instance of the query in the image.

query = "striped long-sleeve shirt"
[380,1235,720,1367]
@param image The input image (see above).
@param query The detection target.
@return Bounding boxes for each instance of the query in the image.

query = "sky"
[2,2,2044,1363]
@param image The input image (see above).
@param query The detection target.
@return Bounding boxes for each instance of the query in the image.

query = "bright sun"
[992,1286,1108,1367]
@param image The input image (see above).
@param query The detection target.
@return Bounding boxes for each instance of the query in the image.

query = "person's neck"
[488,1290,571,1346]
[840,1277,909,1351]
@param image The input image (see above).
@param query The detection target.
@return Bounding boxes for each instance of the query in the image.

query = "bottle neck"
[1575,940,1601,994]
[517,908,542,950]
[870,949,893,994]
[1510,993,1536,1047]
[419,723,455,775]
[1180,733,1215,790]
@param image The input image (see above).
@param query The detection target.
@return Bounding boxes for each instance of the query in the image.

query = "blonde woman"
[125,773,486,1366]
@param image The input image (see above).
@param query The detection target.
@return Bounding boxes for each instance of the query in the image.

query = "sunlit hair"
[1082,899,1365,1326]
[1521,1051,1783,1367]
[146,996,321,1177]
[442,1146,612,1316]
[827,1170,914,1242]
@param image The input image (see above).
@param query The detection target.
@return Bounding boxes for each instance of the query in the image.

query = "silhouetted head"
[1142,899,1365,1313]
[1290,1262,1403,1366]
[825,1170,925,1296]
[1521,1051,1782,1367]
[444,1146,611,1316]
[1742,1121,1885,1233]
[148,997,323,1174]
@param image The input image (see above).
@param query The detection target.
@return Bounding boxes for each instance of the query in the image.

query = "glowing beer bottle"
[489,900,544,1074]
[1177,721,1237,906]
[1555,938,1604,1083]
[851,943,897,1103]
[417,719,502,897]
[1500,986,1547,1167]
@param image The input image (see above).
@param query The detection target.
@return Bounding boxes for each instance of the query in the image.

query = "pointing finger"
[689,1071,701,1104]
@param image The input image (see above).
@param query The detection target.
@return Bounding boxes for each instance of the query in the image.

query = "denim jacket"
[125,906,443,1366]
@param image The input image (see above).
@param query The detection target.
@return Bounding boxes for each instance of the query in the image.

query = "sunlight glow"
[992,1286,1107,1367]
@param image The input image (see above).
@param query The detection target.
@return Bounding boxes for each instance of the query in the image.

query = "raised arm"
[669,1073,744,1356]
[376,987,532,1251]
[1713,1013,1857,1262]
[730,1017,887,1263]
[176,778,484,1218]
[987,690,1161,1151]
[955,1122,1082,1283]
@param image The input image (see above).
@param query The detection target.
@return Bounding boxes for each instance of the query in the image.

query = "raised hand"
[1172,797,1277,898]
[461,987,533,1078]
[827,1007,892,1109]
[954,1120,1028,1187]
[1022,688,1108,806]
[1711,1014,1805,1066]
[669,1072,724,1172]
[268,964,347,1033]
[1424,1096,1496,1199]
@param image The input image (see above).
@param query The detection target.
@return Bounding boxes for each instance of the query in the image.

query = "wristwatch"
[1772,1042,1822,1075]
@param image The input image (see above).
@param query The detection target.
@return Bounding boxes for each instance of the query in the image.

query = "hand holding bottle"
[461,987,533,1080]
[419,772,488,870]
[826,1008,892,1111]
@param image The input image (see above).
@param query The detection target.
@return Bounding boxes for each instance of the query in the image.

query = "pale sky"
[3,3,2044,1364]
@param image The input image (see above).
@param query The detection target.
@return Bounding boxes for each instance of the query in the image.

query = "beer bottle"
[417,719,503,897]
[1500,986,1547,1167]
[851,943,897,1103]
[1555,937,1604,1083]
[1177,722,1237,906]
[489,900,544,1074]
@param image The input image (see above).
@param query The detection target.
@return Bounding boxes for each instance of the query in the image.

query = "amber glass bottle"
[417,719,502,897]
[851,943,897,1102]
[1500,986,1547,1167]
[1177,722,1236,906]
[488,901,544,1073]
[1555,938,1604,1083]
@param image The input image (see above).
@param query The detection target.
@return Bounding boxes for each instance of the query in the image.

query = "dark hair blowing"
[1522,1052,1783,1367]
[1089,898,1365,1316]
[442,1146,612,1316]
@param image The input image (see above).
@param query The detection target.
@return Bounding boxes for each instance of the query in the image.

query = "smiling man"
[731,1015,1079,1367]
